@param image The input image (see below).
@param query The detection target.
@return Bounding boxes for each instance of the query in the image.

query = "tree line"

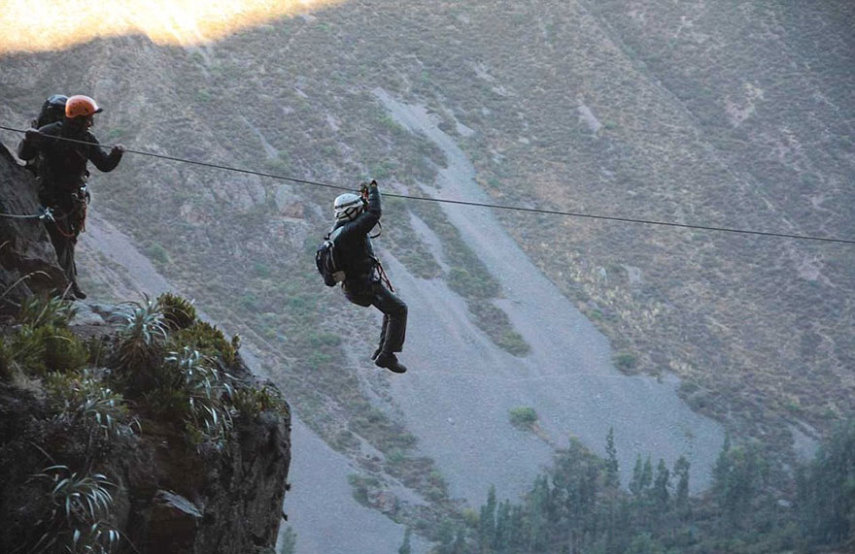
[417,421,854,554]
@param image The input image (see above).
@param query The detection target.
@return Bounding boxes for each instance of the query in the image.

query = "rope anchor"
[39,206,55,222]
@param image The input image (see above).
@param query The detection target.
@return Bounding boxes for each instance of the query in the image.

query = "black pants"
[41,192,84,289]
[44,216,79,288]
[345,280,407,354]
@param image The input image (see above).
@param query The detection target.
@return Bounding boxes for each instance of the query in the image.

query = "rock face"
[0,144,66,310]
[0,360,291,554]
[0,149,291,554]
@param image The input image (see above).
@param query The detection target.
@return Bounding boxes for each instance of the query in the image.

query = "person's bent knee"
[392,300,407,317]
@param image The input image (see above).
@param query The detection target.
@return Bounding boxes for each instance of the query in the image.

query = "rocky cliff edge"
[0,145,291,554]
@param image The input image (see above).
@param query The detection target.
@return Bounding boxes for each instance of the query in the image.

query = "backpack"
[34,94,68,128]
[315,227,345,287]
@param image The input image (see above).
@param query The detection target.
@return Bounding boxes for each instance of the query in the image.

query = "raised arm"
[345,180,381,236]
[85,132,124,172]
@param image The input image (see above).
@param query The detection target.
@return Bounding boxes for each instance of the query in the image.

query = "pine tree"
[398,527,412,554]
[712,433,732,489]
[495,500,511,552]
[713,439,768,529]
[526,476,551,552]
[629,454,644,497]
[479,485,497,552]
[452,529,467,554]
[509,504,525,551]
[605,427,620,489]
[640,456,653,492]
[796,420,855,547]
[652,459,670,512]
[673,456,690,518]
[437,519,456,554]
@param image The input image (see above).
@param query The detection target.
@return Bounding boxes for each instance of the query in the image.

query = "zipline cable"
[2,124,853,245]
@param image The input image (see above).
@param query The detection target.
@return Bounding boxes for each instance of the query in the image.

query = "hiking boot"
[375,352,407,374]
[71,282,87,300]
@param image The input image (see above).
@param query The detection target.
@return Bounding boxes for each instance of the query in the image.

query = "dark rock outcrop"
[0,357,291,554]
[0,147,291,553]
[0,144,66,310]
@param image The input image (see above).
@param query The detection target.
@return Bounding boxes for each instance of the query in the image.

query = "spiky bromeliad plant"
[44,370,137,440]
[114,295,168,390]
[29,465,120,554]
[158,347,236,448]
[17,294,77,329]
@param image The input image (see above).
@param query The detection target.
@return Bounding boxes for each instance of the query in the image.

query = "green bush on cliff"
[169,321,237,367]
[2,325,88,377]
[158,292,198,330]
[44,370,134,439]
[0,296,88,377]
[509,406,538,430]
[17,294,76,329]
[160,347,235,447]
[232,382,289,419]
[114,295,168,375]
[41,326,90,374]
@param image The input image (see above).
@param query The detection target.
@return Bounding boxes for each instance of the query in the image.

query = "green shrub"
[232,382,289,419]
[41,326,89,374]
[3,325,88,376]
[146,243,170,264]
[614,352,638,371]
[158,292,198,330]
[170,321,237,366]
[496,330,530,357]
[17,294,76,328]
[44,370,133,438]
[468,300,531,356]
[347,474,380,507]
[5,325,46,374]
[509,406,538,430]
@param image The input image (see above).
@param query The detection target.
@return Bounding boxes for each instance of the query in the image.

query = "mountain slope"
[1,0,853,548]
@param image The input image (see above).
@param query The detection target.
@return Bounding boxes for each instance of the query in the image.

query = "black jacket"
[18,120,122,201]
[332,185,381,289]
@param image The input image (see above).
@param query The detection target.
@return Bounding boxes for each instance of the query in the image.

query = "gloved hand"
[24,128,41,143]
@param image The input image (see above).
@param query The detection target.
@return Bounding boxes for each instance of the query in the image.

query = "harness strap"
[42,187,89,239]
[375,259,395,293]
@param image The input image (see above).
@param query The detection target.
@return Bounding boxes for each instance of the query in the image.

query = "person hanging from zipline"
[320,180,408,373]
[17,94,124,299]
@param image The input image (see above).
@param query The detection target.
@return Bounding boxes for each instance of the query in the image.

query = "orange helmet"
[65,95,103,119]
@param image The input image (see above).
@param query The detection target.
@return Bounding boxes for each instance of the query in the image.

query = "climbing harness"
[375,260,395,293]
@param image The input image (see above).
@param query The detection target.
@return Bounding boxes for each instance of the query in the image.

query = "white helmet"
[334,193,365,221]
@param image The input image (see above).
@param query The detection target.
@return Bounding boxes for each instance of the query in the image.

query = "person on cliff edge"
[18,94,124,299]
[330,180,408,373]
